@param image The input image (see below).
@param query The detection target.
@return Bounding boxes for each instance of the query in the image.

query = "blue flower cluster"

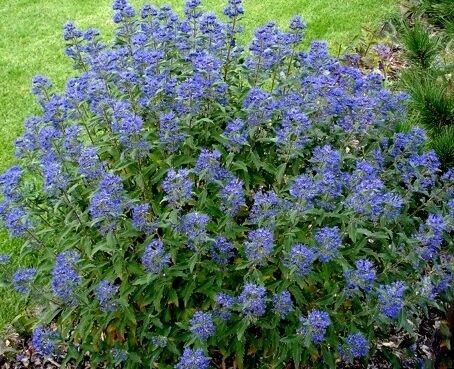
[249,190,281,225]
[12,268,37,293]
[344,259,377,295]
[132,203,157,234]
[1,0,453,367]
[189,311,215,341]
[220,178,245,217]
[338,332,370,362]
[31,326,58,357]
[314,226,342,262]
[284,244,317,277]
[89,174,126,234]
[51,251,81,304]
[142,239,171,274]
[210,236,235,265]
[111,348,128,363]
[151,335,168,348]
[415,213,445,261]
[244,228,273,265]
[223,119,248,152]
[179,212,210,247]
[0,253,11,265]
[214,292,235,321]
[95,280,119,312]
[195,149,225,183]
[238,283,267,318]
[175,348,210,369]
[298,310,331,344]
[272,290,294,318]
[377,281,407,319]
[162,169,193,208]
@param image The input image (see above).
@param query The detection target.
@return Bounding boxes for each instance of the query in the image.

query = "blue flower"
[289,15,306,32]
[112,0,135,23]
[89,173,125,234]
[175,347,210,369]
[415,213,445,261]
[397,149,440,192]
[111,101,147,153]
[95,280,119,312]
[31,326,58,357]
[63,125,82,159]
[111,348,128,363]
[224,0,243,18]
[132,203,157,234]
[214,292,235,320]
[179,212,210,246]
[377,281,406,319]
[142,239,171,274]
[290,175,316,204]
[314,226,342,262]
[243,88,275,127]
[15,117,41,158]
[344,259,376,295]
[223,119,248,152]
[185,0,202,19]
[339,332,370,362]
[63,21,83,41]
[199,13,226,52]
[175,75,206,114]
[12,268,37,293]
[248,190,281,225]
[51,251,81,304]
[210,236,235,265]
[38,126,60,152]
[42,95,68,128]
[238,282,266,317]
[162,169,193,208]
[140,4,158,18]
[159,112,186,153]
[246,23,288,74]
[194,149,226,183]
[276,111,310,157]
[284,244,316,277]
[189,311,215,341]
[151,335,168,348]
[346,161,403,220]
[2,206,33,237]
[78,146,105,181]
[31,75,52,103]
[298,310,331,344]
[220,177,245,217]
[244,228,273,265]
[272,290,294,318]
[290,146,345,211]
[311,145,341,172]
[448,199,454,219]
[0,166,23,202]
[0,253,11,265]
[41,153,69,195]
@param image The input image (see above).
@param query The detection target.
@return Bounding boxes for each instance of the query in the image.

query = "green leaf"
[183,280,196,307]
[237,319,249,341]
[234,338,245,369]
[291,340,302,369]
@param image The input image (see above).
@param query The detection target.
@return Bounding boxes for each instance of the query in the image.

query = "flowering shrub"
[1,0,453,368]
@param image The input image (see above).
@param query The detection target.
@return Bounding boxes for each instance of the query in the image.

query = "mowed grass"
[0,0,397,330]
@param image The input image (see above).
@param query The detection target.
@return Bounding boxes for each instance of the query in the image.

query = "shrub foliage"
[399,1,454,167]
[0,0,453,368]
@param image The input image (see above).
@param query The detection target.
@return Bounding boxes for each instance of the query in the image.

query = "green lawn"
[0,0,397,330]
